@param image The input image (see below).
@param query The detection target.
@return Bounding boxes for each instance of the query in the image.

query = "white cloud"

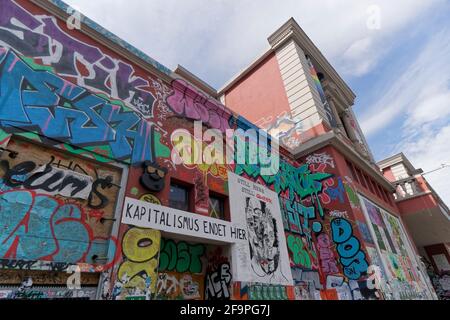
[399,125,450,207]
[340,37,384,76]
[360,27,450,137]
[63,0,443,86]
[358,26,450,206]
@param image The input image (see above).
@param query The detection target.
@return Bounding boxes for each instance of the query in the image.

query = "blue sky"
[65,0,450,206]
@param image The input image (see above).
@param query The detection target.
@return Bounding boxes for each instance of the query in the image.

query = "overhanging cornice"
[268,18,356,107]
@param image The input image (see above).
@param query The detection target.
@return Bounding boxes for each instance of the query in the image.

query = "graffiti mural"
[0,190,118,266]
[156,272,204,300]
[325,275,363,300]
[158,239,205,274]
[317,233,340,275]
[360,195,429,299]
[306,153,335,169]
[204,246,231,300]
[0,138,121,274]
[0,0,156,117]
[167,79,230,133]
[286,233,318,270]
[0,0,434,302]
[236,160,333,238]
[114,227,161,300]
[331,218,369,280]
[205,262,232,300]
[0,286,97,300]
[0,49,156,164]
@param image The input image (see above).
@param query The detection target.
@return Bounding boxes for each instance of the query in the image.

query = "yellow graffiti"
[140,194,161,205]
[198,163,228,180]
[171,129,230,179]
[117,228,161,297]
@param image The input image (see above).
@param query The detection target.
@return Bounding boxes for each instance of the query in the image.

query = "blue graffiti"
[0,49,154,164]
[326,177,346,203]
[280,197,316,247]
[331,218,369,280]
[0,0,157,115]
[0,189,116,264]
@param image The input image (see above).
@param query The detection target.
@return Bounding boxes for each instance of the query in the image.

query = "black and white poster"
[228,172,293,285]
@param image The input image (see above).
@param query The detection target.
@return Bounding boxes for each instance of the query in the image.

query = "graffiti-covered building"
[378,153,450,300]
[0,0,439,300]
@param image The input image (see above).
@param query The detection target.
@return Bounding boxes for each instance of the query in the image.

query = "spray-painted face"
[245,198,280,276]
[140,161,167,192]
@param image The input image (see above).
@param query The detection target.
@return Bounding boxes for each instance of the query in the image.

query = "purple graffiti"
[0,0,155,116]
[317,233,339,275]
[167,79,230,132]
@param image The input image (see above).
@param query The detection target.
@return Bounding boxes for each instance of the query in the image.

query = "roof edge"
[217,48,273,95]
[40,0,173,76]
[267,18,356,104]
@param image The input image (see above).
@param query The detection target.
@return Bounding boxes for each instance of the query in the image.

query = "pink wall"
[224,53,291,125]
[397,194,439,215]
[382,167,396,182]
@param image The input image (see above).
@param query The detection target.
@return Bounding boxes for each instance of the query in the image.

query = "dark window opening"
[169,182,190,211]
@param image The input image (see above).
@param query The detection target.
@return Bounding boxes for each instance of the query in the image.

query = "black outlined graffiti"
[205,262,232,300]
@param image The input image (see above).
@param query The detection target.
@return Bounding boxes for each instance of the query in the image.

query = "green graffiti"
[287,234,312,269]
[0,128,12,147]
[154,132,170,158]
[22,56,55,72]
[60,144,113,163]
[16,131,42,143]
[158,239,205,274]
[345,184,361,208]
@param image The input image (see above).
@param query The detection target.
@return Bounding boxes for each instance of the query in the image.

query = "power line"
[422,163,450,176]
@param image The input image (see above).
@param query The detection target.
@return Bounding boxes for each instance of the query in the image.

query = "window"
[169,183,190,211]
[209,195,225,220]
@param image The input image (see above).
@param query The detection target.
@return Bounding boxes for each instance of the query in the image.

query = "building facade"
[378,153,450,299]
[0,0,441,300]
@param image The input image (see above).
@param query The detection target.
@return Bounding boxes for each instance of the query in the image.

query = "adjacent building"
[378,153,450,299]
[0,0,444,300]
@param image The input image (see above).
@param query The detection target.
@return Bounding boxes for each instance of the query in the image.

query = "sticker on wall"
[227,172,293,286]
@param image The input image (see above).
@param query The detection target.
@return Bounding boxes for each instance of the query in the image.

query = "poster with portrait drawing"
[228,172,293,286]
